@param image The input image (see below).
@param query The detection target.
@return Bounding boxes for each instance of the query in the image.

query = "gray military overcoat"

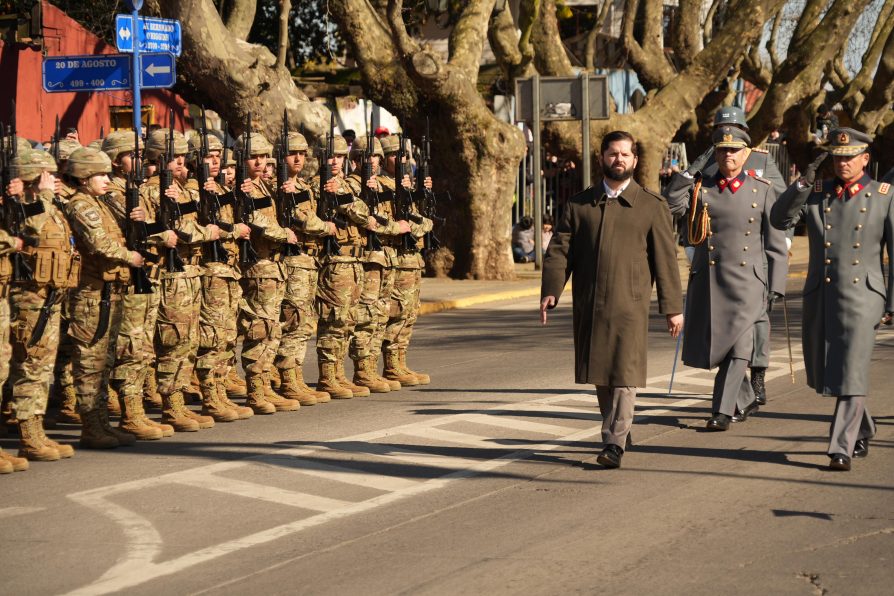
[541,180,683,387]
[771,174,894,396]
[679,174,789,369]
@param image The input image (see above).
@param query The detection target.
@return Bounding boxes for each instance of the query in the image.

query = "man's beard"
[602,162,634,181]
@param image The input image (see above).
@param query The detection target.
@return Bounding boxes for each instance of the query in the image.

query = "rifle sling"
[19,201,45,218]
[335,193,354,206]
[252,197,273,210]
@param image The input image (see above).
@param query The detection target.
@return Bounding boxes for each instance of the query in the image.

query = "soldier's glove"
[686,147,713,176]
[802,152,828,185]
[767,291,783,312]
[882,312,894,326]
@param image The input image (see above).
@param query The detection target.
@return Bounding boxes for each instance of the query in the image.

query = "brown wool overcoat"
[541,180,683,387]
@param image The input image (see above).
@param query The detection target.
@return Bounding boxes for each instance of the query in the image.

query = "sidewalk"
[419,236,811,315]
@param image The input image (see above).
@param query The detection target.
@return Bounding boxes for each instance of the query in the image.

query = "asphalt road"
[1,287,892,595]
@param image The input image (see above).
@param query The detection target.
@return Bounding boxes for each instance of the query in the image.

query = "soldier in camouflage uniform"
[274,131,334,405]
[141,129,219,432]
[379,135,433,386]
[187,130,254,421]
[102,131,174,440]
[0,167,32,473]
[235,132,301,414]
[346,136,411,393]
[312,135,377,398]
[65,147,144,448]
[6,150,80,461]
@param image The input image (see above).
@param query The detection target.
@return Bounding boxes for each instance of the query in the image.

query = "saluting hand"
[802,151,828,185]
[5,178,24,197]
[38,171,56,193]
[540,296,556,325]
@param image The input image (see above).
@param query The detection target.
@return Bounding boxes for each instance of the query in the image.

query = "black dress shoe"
[732,400,759,423]
[596,444,623,468]
[751,367,767,405]
[706,413,731,431]
[829,454,852,471]
[853,438,869,458]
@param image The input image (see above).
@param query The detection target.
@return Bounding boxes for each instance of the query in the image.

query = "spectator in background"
[815,105,838,143]
[512,215,536,263]
[374,127,390,139]
[541,214,554,252]
[343,129,356,151]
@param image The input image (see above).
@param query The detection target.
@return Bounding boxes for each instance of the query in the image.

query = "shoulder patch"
[880,182,891,195]
[752,148,768,154]
[70,199,103,225]
[753,176,771,185]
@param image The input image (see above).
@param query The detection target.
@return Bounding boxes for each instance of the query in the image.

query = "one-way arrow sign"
[139,53,176,88]
[115,14,182,56]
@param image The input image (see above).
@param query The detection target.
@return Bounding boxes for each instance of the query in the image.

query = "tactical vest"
[377,175,423,249]
[0,237,12,289]
[248,179,282,261]
[70,193,130,286]
[291,176,322,250]
[209,181,239,265]
[21,195,80,289]
[331,176,364,249]
[176,180,205,265]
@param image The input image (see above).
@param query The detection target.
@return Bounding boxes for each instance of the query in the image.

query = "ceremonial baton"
[782,295,795,383]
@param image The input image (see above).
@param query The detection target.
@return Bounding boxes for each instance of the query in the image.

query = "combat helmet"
[67,147,112,179]
[12,150,57,181]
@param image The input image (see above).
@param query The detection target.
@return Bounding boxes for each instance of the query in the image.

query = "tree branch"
[790,0,827,49]
[447,0,495,77]
[489,5,536,84]
[276,0,290,69]
[222,0,256,41]
[585,0,612,71]
[621,0,676,88]
[840,0,894,102]
[854,24,894,133]
[673,0,703,68]
[532,0,575,76]
[766,6,782,72]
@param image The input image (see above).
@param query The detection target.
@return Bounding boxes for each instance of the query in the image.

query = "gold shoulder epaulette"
[880,182,891,195]
[752,148,768,154]
[753,176,771,185]
[814,180,823,192]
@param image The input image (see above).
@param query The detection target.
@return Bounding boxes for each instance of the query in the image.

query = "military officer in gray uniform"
[671,126,789,430]
[665,106,788,406]
[770,128,892,471]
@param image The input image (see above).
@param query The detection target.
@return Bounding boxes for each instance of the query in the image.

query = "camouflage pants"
[382,267,422,353]
[349,263,394,360]
[316,260,362,364]
[276,260,319,370]
[8,286,64,420]
[52,295,74,397]
[239,276,285,375]
[111,286,161,399]
[68,286,124,413]
[155,275,201,396]
[197,272,241,375]
[0,290,9,388]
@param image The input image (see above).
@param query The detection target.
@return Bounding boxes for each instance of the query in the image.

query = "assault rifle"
[276,110,300,257]
[415,118,446,252]
[124,124,155,294]
[234,112,260,268]
[316,112,341,257]
[2,101,34,281]
[217,120,229,188]
[362,113,383,252]
[197,106,229,263]
[394,134,417,252]
[157,109,186,273]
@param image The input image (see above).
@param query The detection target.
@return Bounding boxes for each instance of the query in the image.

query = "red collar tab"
[835,173,872,199]
[717,174,744,193]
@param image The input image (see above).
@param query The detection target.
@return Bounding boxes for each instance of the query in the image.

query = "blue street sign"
[42,53,176,93]
[115,15,182,56]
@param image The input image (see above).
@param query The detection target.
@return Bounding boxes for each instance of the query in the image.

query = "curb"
[419,286,543,315]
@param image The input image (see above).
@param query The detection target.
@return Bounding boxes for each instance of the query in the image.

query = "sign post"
[127,0,144,140]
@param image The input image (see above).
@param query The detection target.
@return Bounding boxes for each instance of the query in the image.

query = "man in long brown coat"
[540,130,684,469]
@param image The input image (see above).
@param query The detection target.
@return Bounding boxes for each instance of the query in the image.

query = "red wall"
[0,1,189,144]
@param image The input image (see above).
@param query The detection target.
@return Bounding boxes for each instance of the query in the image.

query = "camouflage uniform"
[236,132,300,414]
[0,228,27,472]
[274,132,332,405]
[187,131,253,421]
[7,151,81,461]
[312,135,373,398]
[379,136,433,385]
[65,147,137,449]
[140,129,217,431]
[345,136,406,392]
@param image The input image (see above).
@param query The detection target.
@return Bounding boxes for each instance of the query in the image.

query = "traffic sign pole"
[132,6,141,139]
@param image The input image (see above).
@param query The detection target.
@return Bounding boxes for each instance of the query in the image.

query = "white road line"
[172,474,353,513]
[325,440,484,471]
[403,427,512,449]
[0,506,45,519]
[462,413,574,436]
[257,455,422,493]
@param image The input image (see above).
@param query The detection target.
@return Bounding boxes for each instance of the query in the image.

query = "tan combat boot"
[399,349,430,385]
[0,449,27,472]
[335,359,370,397]
[161,391,201,432]
[78,409,120,449]
[143,374,162,409]
[278,368,317,406]
[292,365,330,403]
[0,454,13,474]
[261,371,300,412]
[198,371,238,422]
[317,362,353,399]
[245,373,276,415]
[141,415,175,437]
[17,416,61,461]
[215,372,254,419]
[57,384,81,424]
[226,368,248,398]
[352,357,391,393]
[107,384,122,416]
[372,354,400,391]
[383,351,418,387]
[118,393,164,440]
[100,408,136,446]
[36,415,75,457]
[269,367,282,390]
